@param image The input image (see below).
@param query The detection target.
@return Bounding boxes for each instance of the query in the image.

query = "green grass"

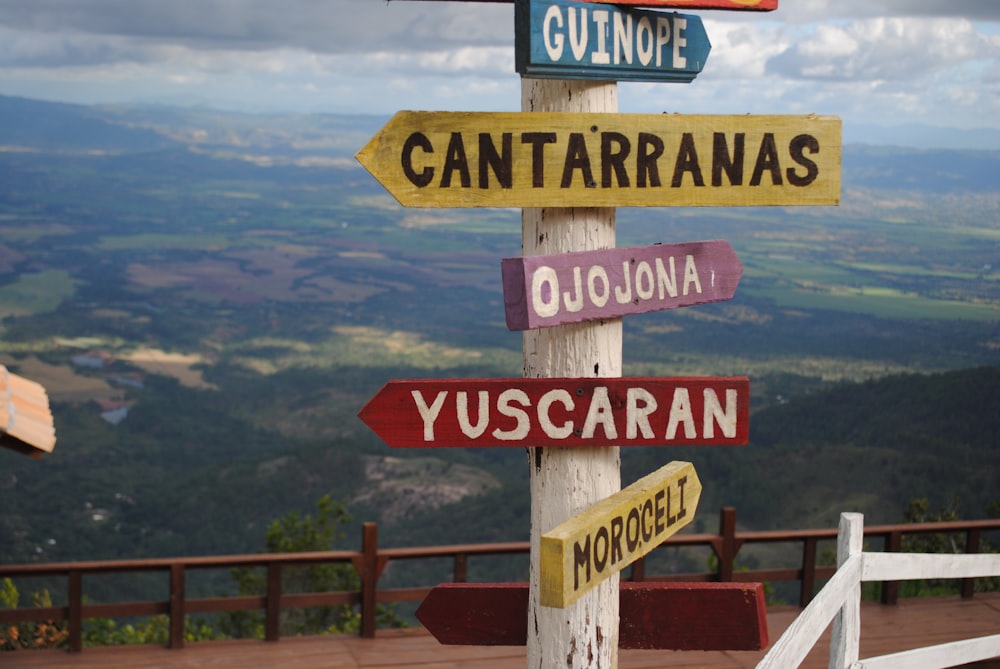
[97,233,236,251]
[0,270,78,318]
[747,283,998,321]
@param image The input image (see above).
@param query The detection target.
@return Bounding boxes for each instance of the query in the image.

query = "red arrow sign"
[358,377,749,448]
[415,582,768,650]
[502,240,742,331]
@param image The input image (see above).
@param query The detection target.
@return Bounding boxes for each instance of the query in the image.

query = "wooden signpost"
[515,0,711,83]
[540,460,700,607]
[357,0,835,662]
[355,111,841,208]
[501,239,742,330]
[358,377,749,448]
[416,581,769,649]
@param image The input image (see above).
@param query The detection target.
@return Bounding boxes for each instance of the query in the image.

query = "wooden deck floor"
[5,593,999,668]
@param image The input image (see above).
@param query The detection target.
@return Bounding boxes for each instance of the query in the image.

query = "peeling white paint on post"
[522,77,622,669]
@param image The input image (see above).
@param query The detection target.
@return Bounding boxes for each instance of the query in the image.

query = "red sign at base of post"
[416,581,769,650]
[359,377,750,448]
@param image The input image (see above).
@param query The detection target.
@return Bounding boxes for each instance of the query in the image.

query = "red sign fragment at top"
[578,0,777,9]
[388,0,776,9]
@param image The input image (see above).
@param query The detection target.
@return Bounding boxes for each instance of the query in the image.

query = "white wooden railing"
[756,512,1000,669]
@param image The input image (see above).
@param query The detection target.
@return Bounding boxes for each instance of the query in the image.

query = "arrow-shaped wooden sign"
[416,581,769,649]
[355,111,842,208]
[516,0,711,83]
[502,240,742,330]
[358,377,749,448]
[541,460,700,607]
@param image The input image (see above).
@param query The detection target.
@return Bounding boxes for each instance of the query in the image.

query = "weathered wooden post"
[357,0,841,661]
[521,76,622,668]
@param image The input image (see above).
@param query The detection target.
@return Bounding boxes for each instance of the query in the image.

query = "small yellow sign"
[356,111,841,208]
[540,461,701,608]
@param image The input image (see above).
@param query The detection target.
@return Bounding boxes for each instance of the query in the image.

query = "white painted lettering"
[493,389,531,441]
[626,387,657,439]
[592,10,611,64]
[568,7,588,62]
[614,260,633,304]
[588,265,610,308]
[538,389,575,439]
[613,13,632,65]
[456,390,488,439]
[635,260,654,301]
[665,388,696,440]
[655,17,671,67]
[412,390,447,441]
[673,17,688,69]
[543,5,564,61]
[581,386,617,440]
[703,388,738,439]
[532,266,559,318]
[636,17,654,66]
[656,256,678,299]
[563,266,584,313]
[683,254,702,295]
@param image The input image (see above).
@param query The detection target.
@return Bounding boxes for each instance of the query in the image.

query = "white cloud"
[0,1,996,137]
[770,18,994,82]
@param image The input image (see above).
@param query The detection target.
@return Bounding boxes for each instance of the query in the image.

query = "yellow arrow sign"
[356,111,841,208]
[540,460,702,608]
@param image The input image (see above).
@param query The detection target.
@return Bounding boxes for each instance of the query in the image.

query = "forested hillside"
[0,95,996,566]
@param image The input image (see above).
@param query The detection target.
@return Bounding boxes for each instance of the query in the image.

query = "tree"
[220,495,403,638]
[897,497,999,596]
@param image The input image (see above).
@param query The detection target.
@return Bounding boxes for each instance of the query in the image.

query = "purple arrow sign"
[501,240,742,331]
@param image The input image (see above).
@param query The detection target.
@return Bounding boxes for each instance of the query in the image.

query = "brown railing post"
[717,507,737,582]
[800,537,818,607]
[359,522,379,639]
[68,569,83,653]
[453,554,468,583]
[630,556,646,582]
[265,562,282,642]
[169,563,186,649]
[881,531,902,605]
[961,528,981,599]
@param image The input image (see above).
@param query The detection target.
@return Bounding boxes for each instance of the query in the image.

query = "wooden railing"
[757,513,1000,669]
[1,507,997,653]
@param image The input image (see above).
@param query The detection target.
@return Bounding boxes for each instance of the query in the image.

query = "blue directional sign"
[515,0,711,83]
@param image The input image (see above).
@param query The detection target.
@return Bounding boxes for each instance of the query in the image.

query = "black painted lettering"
[440,133,471,188]
[479,133,512,189]
[750,133,782,186]
[637,132,664,188]
[561,133,595,188]
[574,534,591,590]
[594,526,610,573]
[677,475,688,520]
[610,515,624,565]
[601,132,631,188]
[667,486,677,525]
[787,134,820,187]
[641,498,654,542]
[626,507,641,552]
[654,489,665,534]
[712,132,744,186]
[401,132,434,188]
[671,132,705,188]
[522,132,557,188]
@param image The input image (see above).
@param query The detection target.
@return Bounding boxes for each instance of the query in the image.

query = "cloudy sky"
[0,1,997,145]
